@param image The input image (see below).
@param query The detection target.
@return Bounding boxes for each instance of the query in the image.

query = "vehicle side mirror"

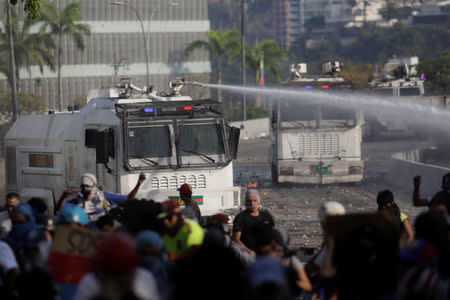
[228,126,240,159]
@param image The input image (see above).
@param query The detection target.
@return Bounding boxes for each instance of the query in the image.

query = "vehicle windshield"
[179,123,225,156]
[279,102,356,128]
[320,105,357,128]
[399,87,421,96]
[127,126,172,164]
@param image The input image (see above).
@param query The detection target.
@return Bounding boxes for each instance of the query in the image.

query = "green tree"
[379,1,402,20]
[0,11,55,87]
[0,89,44,115]
[340,63,373,90]
[40,1,91,110]
[417,50,450,95]
[245,40,289,83]
[185,30,241,101]
[9,0,42,18]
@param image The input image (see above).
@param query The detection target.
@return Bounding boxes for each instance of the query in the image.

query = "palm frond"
[185,40,212,57]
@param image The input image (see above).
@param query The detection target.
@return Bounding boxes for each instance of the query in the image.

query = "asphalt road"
[233,136,432,253]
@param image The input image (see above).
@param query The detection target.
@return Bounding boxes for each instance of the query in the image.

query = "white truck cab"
[4,79,241,215]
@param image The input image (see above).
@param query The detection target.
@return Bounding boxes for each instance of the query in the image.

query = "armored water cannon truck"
[4,78,241,215]
[370,56,424,97]
[271,62,364,184]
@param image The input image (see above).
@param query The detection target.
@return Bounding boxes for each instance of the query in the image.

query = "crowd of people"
[0,171,448,300]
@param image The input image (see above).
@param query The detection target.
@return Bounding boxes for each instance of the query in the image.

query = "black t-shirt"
[429,190,450,214]
[233,210,274,251]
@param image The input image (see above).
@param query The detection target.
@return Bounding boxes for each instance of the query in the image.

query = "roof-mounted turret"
[289,63,307,79]
[322,61,342,77]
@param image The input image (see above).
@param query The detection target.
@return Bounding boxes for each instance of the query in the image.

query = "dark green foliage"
[417,50,450,95]
[10,0,42,19]
[292,24,449,64]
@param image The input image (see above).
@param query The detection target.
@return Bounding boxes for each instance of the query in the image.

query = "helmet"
[58,204,88,226]
[92,233,137,275]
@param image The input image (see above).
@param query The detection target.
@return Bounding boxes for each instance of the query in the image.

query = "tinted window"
[179,124,224,155]
[128,126,172,158]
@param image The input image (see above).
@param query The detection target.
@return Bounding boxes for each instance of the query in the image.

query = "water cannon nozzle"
[185,81,204,87]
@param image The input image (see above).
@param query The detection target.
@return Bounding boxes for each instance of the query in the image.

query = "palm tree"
[0,11,56,90]
[245,40,289,84]
[185,30,241,101]
[40,1,91,111]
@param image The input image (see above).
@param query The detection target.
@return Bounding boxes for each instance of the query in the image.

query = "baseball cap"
[157,198,181,219]
[177,183,192,196]
[248,257,286,288]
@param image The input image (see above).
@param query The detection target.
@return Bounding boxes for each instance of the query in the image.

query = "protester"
[232,189,275,255]
[247,256,291,300]
[136,230,169,297]
[377,189,414,244]
[0,193,20,237]
[395,210,450,299]
[206,213,255,266]
[178,183,201,221]
[96,215,115,232]
[413,174,450,215]
[56,172,147,227]
[0,240,20,298]
[57,204,89,228]
[305,201,345,300]
[75,233,159,300]
[10,203,35,225]
[274,228,312,295]
[157,199,204,261]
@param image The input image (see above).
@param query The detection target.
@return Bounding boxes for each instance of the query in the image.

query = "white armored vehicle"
[271,62,364,184]
[4,78,241,215]
[370,56,424,97]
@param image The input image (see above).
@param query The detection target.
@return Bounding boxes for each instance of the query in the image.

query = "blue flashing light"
[144,108,154,113]
[420,73,425,81]
[305,85,312,89]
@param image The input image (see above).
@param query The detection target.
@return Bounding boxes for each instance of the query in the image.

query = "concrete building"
[274,0,332,49]
[1,0,211,111]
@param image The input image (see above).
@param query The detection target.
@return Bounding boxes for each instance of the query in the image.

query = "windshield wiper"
[181,149,216,163]
[129,155,159,166]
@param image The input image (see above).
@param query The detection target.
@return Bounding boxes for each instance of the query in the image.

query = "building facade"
[1,0,211,111]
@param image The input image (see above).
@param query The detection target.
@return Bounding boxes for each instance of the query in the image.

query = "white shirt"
[74,267,160,300]
[0,211,12,238]
[0,241,19,287]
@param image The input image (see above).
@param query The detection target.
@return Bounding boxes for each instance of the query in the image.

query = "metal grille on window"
[151,177,159,189]
[160,177,169,189]
[188,175,196,188]
[197,175,206,188]
[169,176,178,189]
